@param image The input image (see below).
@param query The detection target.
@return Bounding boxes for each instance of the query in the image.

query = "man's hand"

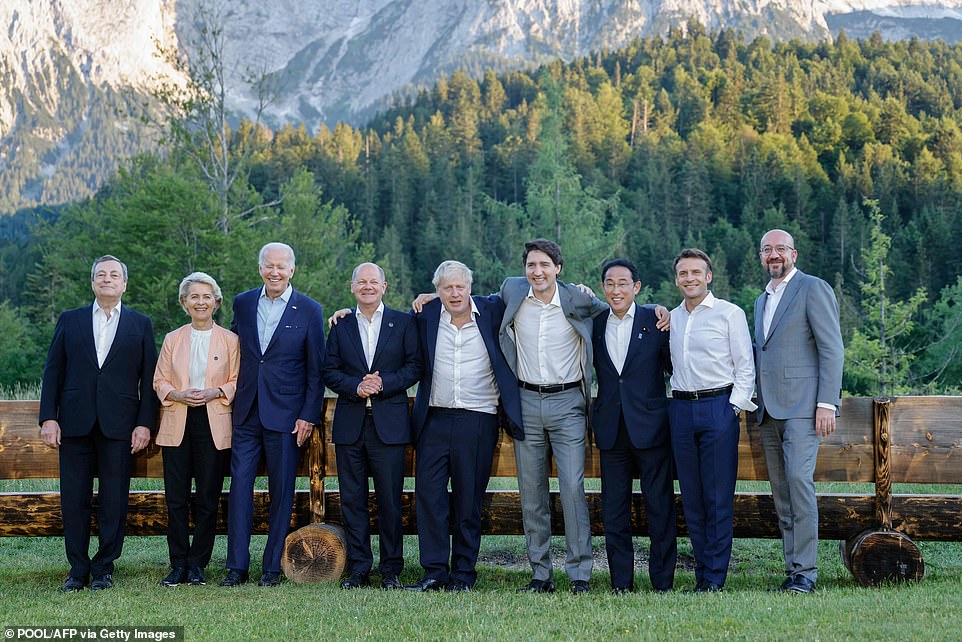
[328,308,352,327]
[131,426,151,454]
[412,293,437,313]
[356,372,383,398]
[40,419,61,448]
[654,305,670,332]
[575,283,597,298]
[815,406,836,438]
[293,419,314,447]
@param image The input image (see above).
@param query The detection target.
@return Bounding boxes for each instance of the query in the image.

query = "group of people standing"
[37,230,842,597]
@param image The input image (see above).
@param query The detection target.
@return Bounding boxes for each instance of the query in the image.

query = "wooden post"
[309,425,325,523]
[874,397,893,528]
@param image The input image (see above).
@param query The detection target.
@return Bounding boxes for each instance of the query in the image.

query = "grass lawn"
[1,531,960,641]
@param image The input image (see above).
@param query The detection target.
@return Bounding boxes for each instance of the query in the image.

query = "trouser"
[759,415,820,582]
[514,387,592,582]
[335,411,406,577]
[60,422,132,579]
[600,415,677,591]
[162,406,227,569]
[668,394,739,587]
[415,408,499,586]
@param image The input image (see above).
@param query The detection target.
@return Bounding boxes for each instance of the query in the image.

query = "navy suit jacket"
[39,304,158,439]
[323,306,421,445]
[413,297,524,441]
[591,305,671,450]
[231,287,325,431]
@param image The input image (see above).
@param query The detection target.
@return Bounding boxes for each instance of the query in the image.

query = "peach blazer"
[153,323,240,449]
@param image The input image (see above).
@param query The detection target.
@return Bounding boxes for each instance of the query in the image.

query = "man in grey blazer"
[753,229,844,594]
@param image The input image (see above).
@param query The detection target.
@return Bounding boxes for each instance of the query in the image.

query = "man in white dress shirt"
[668,248,756,592]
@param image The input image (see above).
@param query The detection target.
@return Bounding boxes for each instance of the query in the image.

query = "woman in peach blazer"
[153,272,239,587]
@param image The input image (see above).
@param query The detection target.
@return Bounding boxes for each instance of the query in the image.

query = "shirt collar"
[440,298,480,324]
[607,301,636,323]
[676,291,716,314]
[92,300,122,317]
[766,267,798,296]
[355,301,385,320]
[526,284,562,307]
[259,284,293,302]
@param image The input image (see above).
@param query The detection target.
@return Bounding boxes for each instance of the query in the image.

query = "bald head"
[759,229,797,282]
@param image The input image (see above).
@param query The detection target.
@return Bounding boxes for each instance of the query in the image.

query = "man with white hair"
[221,242,325,587]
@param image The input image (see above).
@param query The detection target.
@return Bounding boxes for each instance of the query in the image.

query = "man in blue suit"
[221,242,325,587]
[591,258,676,593]
[39,255,157,592]
[323,262,421,590]
[754,229,843,594]
[405,260,524,593]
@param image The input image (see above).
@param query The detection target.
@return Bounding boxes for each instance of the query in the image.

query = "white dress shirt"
[605,302,636,375]
[257,284,292,354]
[669,292,757,411]
[429,300,499,415]
[188,327,213,389]
[92,300,122,367]
[763,267,798,338]
[514,286,582,385]
[355,302,384,369]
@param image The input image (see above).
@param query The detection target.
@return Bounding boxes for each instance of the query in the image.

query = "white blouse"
[188,327,213,390]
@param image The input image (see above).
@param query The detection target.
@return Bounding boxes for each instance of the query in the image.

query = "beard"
[766,261,787,279]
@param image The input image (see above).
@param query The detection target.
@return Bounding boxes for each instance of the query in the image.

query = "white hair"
[258,242,296,267]
[432,260,473,288]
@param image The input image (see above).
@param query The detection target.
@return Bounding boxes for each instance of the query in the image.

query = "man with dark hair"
[668,248,756,592]
[592,258,676,593]
[323,262,420,590]
[753,230,843,594]
[39,255,158,592]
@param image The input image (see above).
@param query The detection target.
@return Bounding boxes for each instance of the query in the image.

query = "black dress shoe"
[570,580,590,594]
[161,567,187,587]
[90,574,113,591]
[219,569,249,587]
[187,567,206,586]
[258,571,281,587]
[611,585,633,594]
[404,577,446,592]
[787,576,816,593]
[60,576,86,593]
[340,573,371,589]
[517,578,555,593]
[694,581,723,593]
[380,575,402,590]
[772,576,794,592]
[445,579,471,593]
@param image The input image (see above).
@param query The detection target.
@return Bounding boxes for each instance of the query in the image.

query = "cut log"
[844,528,924,586]
[281,523,347,583]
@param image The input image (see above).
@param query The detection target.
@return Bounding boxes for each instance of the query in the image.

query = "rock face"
[3,0,962,211]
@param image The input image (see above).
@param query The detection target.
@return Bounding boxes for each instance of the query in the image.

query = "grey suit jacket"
[753,269,844,422]
[497,277,609,396]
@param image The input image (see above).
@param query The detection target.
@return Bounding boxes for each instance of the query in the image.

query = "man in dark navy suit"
[39,255,158,592]
[323,262,421,590]
[221,242,325,587]
[591,258,676,593]
[405,260,524,593]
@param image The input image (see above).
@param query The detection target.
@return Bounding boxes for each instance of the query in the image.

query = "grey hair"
[432,260,473,288]
[91,255,128,282]
[178,271,223,312]
[258,242,296,268]
[351,262,386,282]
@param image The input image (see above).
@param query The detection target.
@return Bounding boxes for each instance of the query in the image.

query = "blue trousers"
[669,394,739,587]
[226,420,299,574]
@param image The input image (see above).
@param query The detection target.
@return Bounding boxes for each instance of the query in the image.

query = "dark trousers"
[162,406,227,569]
[668,394,739,587]
[226,415,299,574]
[335,412,406,577]
[600,416,677,591]
[59,422,132,579]
[415,408,499,586]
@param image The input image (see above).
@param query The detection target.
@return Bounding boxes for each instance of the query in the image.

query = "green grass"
[1,531,960,640]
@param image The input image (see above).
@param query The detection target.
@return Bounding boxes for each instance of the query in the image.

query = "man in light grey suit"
[753,229,844,594]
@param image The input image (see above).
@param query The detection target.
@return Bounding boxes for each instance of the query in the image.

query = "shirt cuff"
[817,402,836,411]
[730,396,758,412]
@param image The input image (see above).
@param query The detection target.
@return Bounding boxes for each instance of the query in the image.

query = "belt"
[519,380,581,394]
[672,385,733,401]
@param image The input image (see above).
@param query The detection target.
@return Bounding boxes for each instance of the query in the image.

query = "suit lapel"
[99,305,132,369]
[764,272,805,345]
[263,290,296,355]
[77,307,99,367]
[754,294,767,345]
[371,308,397,371]
[343,311,367,370]
[623,307,649,367]
[425,301,441,371]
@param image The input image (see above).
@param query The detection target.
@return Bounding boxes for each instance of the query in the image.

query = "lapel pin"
[388,322,394,328]
[213,355,219,360]
[291,305,298,310]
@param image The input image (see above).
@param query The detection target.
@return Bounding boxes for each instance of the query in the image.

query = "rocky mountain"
[3,0,962,212]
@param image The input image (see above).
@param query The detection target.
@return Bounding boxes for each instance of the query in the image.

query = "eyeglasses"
[603,280,636,291]
[759,245,795,256]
